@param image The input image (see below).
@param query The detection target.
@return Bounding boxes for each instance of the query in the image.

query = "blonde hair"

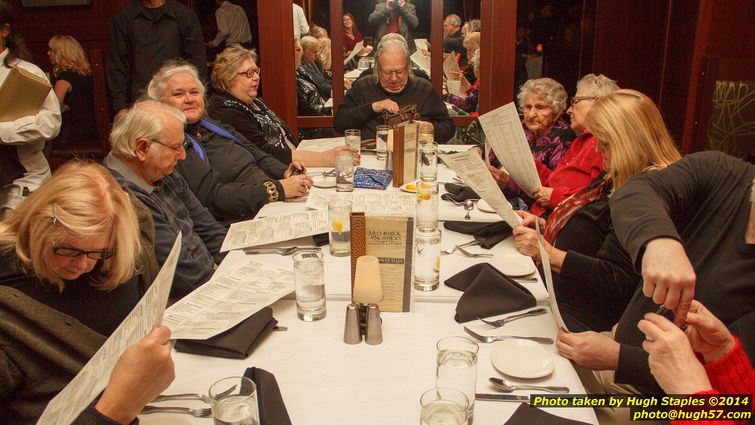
[0,161,140,291]
[48,35,91,77]
[146,60,206,101]
[463,32,480,51]
[318,37,332,71]
[586,89,681,188]
[110,100,186,159]
[212,45,258,93]
[517,77,568,117]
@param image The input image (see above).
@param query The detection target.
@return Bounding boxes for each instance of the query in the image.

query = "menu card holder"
[350,212,414,312]
[391,122,418,187]
[0,67,52,122]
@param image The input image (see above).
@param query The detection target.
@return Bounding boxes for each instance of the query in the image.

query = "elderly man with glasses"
[334,35,455,143]
[104,100,227,300]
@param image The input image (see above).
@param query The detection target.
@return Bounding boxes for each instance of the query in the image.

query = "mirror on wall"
[441,0,480,116]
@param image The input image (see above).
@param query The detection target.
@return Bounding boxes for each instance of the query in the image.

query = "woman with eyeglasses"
[207,45,356,167]
[0,160,160,422]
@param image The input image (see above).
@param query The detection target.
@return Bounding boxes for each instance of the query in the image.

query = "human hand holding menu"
[477,102,541,197]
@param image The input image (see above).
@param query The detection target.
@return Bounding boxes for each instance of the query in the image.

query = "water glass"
[436,337,479,423]
[376,125,390,160]
[419,387,469,425]
[335,151,355,192]
[209,376,259,425]
[418,141,438,182]
[328,200,352,257]
[293,250,326,321]
[344,129,361,165]
[415,182,439,231]
[413,228,441,291]
[357,57,371,70]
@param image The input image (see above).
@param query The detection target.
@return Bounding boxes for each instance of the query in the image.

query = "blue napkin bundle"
[353,168,393,190]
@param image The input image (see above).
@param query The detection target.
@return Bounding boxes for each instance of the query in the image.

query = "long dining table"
[139,144,598,425]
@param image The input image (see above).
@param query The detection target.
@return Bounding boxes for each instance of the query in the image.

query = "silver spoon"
[489,377,569,393]
[464,199,475,220]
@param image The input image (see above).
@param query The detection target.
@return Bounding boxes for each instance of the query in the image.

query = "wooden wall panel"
[591,0,669,100]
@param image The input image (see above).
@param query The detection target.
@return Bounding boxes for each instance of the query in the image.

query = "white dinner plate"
[490,252,537,277]
[312,175,336,189]
[491,339,554,379]
[477,199,497,213]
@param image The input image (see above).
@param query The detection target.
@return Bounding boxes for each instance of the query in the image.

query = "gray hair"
[300,35,319,51]
[374,35,411,76]
[146,60,206,101]
[110,100,186,159]
[467,19,481,32]
[576,73,620,97]
[445,14,461,26]
[517,78,568,117]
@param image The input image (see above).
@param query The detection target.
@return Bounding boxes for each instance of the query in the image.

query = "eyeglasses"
[151,139,189,153]
[238,67,261,78]
[52,241,114,260]
[379,68,407,78]
[570,96,597,107]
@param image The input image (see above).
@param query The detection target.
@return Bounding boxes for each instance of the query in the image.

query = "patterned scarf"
[543,176,612,244]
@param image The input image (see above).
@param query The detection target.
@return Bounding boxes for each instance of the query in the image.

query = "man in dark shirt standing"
[106,0,207,113]
[334,36,455,143]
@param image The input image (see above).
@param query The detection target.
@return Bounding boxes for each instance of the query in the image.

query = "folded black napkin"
[243,367,293,425]
[174,307,277,359]
[443,183,480,202]
[443,221,513,249]
[506,403,591,425]
[312,232,329,246]
[445,263,536,322]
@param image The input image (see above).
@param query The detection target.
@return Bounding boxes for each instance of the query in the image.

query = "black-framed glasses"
[151,139,189,153]
[52,241,114,260]
[379,68,408,78]
[570,96,597,107]
[238,67,261,78]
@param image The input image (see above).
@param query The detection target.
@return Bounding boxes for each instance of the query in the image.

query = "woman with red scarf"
[511,90,681,332]
[368,0,418,52]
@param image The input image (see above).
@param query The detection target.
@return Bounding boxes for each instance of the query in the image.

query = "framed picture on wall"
[22,0,90,7]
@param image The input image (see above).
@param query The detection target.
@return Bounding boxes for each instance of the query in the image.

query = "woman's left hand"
[513,224,541,260]
[533,186,553,206]
[638,313,712,394]
[284,161,307,178]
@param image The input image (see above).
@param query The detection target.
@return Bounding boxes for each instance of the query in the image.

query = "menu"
[350,213,413,312]
[305,187,415,216]
[221,209,329,251]
[477,102,542,196]
[535,219,569,331]
[36,234,181,425]
[392,122,418,187]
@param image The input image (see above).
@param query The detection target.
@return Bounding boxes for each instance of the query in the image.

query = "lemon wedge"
[405,184,416,191]
[418,192,431,201]
[434,256,440,271]
[332,219,343,234]
[419,182,432,189]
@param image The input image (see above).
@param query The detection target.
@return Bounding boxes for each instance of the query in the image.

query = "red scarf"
[543,178,612,244]
[387,10,401,34]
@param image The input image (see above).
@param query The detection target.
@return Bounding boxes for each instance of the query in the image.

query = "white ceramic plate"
[312,175,336,189]
[491,339,554,379]
[490,252,537,277]
[477,199,497,213]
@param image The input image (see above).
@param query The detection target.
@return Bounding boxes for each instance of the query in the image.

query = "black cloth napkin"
[312,232,329,246]
[506,403,591,425]
[443,183,480,202]
[443,220,513,249]
[243,367,293,425]
[445,263,536,322]
[174,307,277,359]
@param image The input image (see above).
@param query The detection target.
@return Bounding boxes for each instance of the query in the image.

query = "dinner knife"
[475,393,530,402]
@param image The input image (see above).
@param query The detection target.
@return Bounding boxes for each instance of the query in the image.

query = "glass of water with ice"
[209,376,259,425]
[436,337,479,424]
[419,387,469,425]
[293,250,327,321]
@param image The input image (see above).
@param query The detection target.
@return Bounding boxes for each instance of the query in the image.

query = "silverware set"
[140,405,212,417]
[143,384,237,418]
[463,326,553,345]
[244,246,321,255]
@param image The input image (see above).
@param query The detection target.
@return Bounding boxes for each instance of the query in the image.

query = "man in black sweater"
[334,35,455,143]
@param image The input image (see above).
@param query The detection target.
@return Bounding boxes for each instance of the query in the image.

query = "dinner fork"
[244,246,321,255]
[477,307,548,328]
[441,240,480,255]
[152,384,237,403]
[140,405,213,417]
[463,326,554,344]
[455,245,492,258]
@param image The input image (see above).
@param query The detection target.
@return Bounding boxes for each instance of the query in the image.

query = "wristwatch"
[263,181,279,202]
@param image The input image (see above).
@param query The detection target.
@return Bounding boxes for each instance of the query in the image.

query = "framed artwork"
[21,0,90,7]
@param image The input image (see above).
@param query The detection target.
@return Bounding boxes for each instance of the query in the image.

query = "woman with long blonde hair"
[512,89,680,333]
[46,35,97,147]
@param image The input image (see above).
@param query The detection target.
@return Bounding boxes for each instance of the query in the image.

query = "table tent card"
[350,212,414,312]
[391,121,418,187]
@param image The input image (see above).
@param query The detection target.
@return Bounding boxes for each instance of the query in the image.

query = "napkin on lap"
[506,403,591,425]
[244,367,293,425]
[174,307,277,359]
[445,263,536,322]
[443,220,512,249]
